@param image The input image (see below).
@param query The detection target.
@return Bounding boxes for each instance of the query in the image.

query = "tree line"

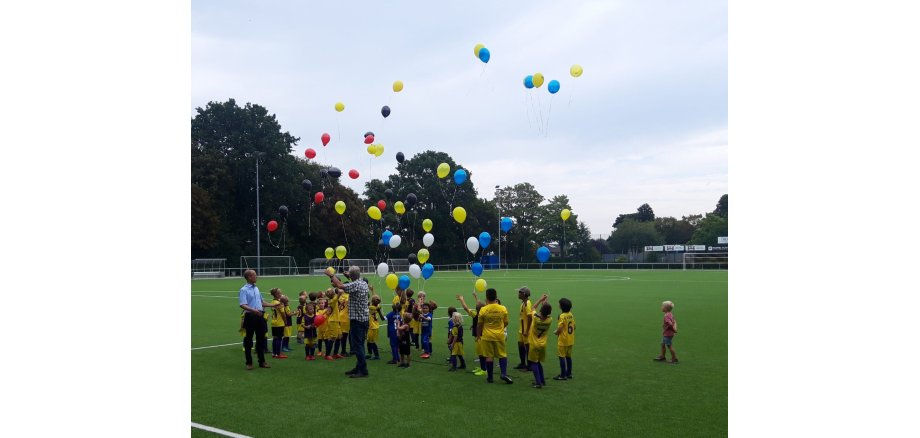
[192,99,727,266]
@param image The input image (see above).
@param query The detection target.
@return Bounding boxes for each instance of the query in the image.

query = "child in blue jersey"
[419,303,433,359]
[385,303,402,364]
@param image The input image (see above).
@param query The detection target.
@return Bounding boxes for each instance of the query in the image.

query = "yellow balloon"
[394,201,406,215]
[422,218,433,232]
[325,267,336,276]
[417,248,430,264]
[367,144,376,155]
[335,245,347,260]
[393,80,404,92]
[437,163,450,179]
[335,201,346,215]
[335,102,345,112]
[570,64,583,78]
[324,247,334,260]
[385,273,399,290]
[374,143,384,157]
[367,206,382,220]
[474,43,485,57]
[475,278,487,292]
[453,206,467,224]
[533,73,545,88]
[561,208,571,221]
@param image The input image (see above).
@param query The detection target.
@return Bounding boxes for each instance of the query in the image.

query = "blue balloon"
[478,231,492,249]
[524,75,534,89]
[421,263,434,280]
[478,47,490,63]
[471,262,484,277]
[382,230,393,245]
[454,169,468,185]
[398,274,411,290]
[500,217,513,233]
[536,246,551,263]
[548,80,560,94]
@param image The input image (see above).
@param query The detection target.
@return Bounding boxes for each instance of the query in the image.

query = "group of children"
[240,281,681,386]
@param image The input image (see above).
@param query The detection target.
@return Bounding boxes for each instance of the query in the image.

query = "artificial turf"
[191,269,727,437]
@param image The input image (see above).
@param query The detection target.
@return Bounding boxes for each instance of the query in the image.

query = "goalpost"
[682,253,728,270]
[308,258,375,275]
[240,256,300,276]
[191,258,226,278]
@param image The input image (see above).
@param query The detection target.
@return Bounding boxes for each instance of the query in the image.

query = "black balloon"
[328,167,342,178]
[301,179,312,191]
[408,253,418,265]
[279,205,289,217]
[396,152,405,163]
[384,189,394,200]
[381,105,391,118]
[364,131,374,138]
[406,193,418,207]
[320,168,328,178]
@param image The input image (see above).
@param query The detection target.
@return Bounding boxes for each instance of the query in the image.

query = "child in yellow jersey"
[324,289,343,359]
[476,288,513,384]
[301,303,318,360]
[456,293,487,376]
[553,298,576,381]
[308,292,321,354]
[315,298,330,353]
[366,295,384,360]
[527,294,552,389]
[282,295,294,352]
[447,312,467,371]
[515,287,533,371]
[338,290,350,357]
[269,289,288,359]
[408,290,421,350]
[296,294,307,344]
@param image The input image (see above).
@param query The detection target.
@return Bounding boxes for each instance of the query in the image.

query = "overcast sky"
[192,0,726,239]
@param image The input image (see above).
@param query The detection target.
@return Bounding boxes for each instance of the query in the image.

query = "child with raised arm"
[515,287,533,371]
[553,298,576,380]
[457,293,487,376]
[527,293,552,389]
[654,301,679,364]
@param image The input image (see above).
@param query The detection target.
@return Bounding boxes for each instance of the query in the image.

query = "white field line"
[192,295,238,299]
[191,422,252,438]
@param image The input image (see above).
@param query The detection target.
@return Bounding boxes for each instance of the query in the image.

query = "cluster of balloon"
[536,246,551,263]
[366,143,384,157]
[381,106,390,118]
[396,152,405,163]
[381,230,402,248]
[349,169,360,179]
[473,43,490,63]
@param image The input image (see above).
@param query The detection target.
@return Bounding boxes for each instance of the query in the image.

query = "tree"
[607,219,664,253]
[654,216,697,244]
[567,222,600,262]
[613,203,656,228]
[191,184,220,256]
[495,183,544,263]
[714,194,728,218]
[688,213,728,245]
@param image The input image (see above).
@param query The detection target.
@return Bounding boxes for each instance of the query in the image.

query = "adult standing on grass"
[328,266,370,378]
[239,269,279,370]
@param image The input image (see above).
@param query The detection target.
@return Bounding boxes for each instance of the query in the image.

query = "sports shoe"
[349,373,368,378]
[486,378,494,383]
[513,363,528,370]
[246,364,254,370]
[474,370,486,376]
[325,355,335,361]
[448,367,457,372]
[669,359,679,365]
[276,354,288,359]
[345,368,358,376]
[386,360,398,364]
[501,375,514,384]
[371,356,381,360]
[259,363,271,368]
[421,353,431,359]
[553,375,567,381]
[567,374,573,379]
[333,354,345,359]
[532,384,543,389]
[458,364,466,369]
[471,367,482,373]
[653,356,666,362]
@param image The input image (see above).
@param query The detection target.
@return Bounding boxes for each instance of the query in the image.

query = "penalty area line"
[192,422,252,438]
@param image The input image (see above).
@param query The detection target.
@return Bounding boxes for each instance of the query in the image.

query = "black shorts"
[272,326,284,338]
[399,340,411,355]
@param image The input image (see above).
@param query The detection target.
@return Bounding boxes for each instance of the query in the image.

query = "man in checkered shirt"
[328,266,370,378]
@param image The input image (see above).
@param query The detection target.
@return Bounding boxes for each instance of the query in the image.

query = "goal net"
[240,256,300,276]
[682,253,728,270]
[308,258,375,276]
[191,258,226,278]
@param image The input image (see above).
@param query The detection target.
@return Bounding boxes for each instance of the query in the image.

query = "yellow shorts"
[305,337,316,347]
[367,328,379,343]
[340,321,350,333]
[518,332,528,345]
[326,321,341,339]
[528,345,546,362]
[283,326,293,337]
[480,340,507,359]
[557,344,573,358]
[475,338,484,356]
[451,342,464,356]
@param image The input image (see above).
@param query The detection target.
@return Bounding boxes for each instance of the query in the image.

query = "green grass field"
[192,269,727,437]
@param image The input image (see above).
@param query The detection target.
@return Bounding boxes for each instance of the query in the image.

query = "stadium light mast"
[246,151,265,275]
[495,185,501,271]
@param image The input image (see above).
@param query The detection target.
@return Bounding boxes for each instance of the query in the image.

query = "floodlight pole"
[247,151,264,276]
[495,185,501,271]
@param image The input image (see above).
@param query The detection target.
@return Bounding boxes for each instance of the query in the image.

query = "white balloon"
[376,262,389,278]
[423,233,434,247]
[466,236,479,254]
[389,234,402,249]
[408,264,421,279]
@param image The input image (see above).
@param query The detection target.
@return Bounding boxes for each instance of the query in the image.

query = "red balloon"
[314,192,324,203]
[267,220,278,232]
[321,133,330,147]
[364,135,374,144]
[348,169,359,179]
[313,314,327,327]
[377,200,386,210]
[305,148,316,159]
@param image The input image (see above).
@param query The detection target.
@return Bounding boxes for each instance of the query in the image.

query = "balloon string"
[308,203,312,236]
[340,214,350,257]
[524,91,532,131]
[545,94,554,138]
[536,92,545,136]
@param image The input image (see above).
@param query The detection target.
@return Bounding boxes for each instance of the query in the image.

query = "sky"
[192,0,727,239]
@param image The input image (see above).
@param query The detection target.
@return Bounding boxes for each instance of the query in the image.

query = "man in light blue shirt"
[239,269,278,370]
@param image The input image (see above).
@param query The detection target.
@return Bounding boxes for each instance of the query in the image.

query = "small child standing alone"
[654,300,679,364]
